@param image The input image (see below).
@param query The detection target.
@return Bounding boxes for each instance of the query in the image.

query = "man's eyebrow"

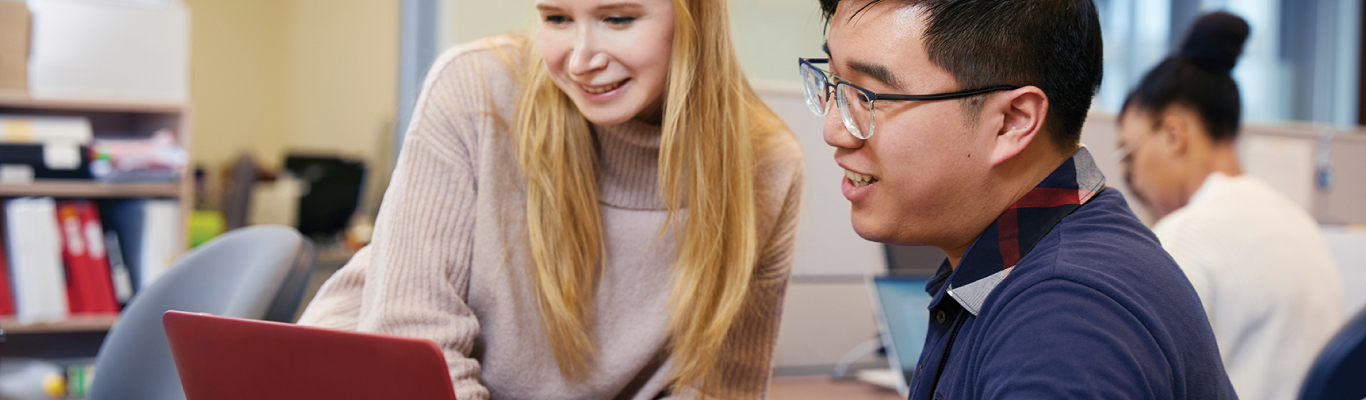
[846,59,903,90]
[822,42,831,57]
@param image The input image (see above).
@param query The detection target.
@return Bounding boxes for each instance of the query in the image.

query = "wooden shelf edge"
[0,314,119,334]
[0,181,182,198]
[0,93,186,114]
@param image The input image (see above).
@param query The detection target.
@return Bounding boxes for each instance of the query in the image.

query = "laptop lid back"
[869,274,933,396]
[163,310,458,400]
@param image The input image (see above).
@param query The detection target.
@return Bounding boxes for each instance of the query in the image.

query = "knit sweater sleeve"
[681,134,805,399]
[296,39,521,400]
[296,245,373,330]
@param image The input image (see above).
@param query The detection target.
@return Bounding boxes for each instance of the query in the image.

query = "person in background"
[297,0,805,398]
[807,0,1235,398]
[1118,11,1345,400]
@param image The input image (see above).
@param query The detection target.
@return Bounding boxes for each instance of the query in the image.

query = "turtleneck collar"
[593,119,666,210]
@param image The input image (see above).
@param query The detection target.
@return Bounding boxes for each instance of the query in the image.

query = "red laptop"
[162,310,458,400]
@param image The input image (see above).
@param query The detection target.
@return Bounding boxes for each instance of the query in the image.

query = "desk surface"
[768,376,903,400]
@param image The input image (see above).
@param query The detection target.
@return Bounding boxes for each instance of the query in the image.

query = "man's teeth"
[584,81,624,94]
[844,169,878,187]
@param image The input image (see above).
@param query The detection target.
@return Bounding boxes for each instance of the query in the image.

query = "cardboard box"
[0,0,30,94]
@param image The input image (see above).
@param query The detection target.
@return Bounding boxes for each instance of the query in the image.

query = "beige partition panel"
[1074,113,1366,226]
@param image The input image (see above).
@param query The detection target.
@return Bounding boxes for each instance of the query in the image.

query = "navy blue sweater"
[909,150,1236,400]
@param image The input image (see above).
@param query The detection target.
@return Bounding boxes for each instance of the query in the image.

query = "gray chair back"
[87,225,315,400]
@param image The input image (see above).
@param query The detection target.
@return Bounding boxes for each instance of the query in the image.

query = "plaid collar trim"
[931,147,1107,316]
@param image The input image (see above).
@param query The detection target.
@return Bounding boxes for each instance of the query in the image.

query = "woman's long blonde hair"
[512,0,784,390]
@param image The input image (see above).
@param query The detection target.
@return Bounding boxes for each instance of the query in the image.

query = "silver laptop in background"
[864,274,934,397]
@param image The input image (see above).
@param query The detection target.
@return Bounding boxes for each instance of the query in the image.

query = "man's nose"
[823,106,864,150]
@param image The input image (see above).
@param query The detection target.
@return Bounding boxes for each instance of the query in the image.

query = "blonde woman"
[297,0,804,399]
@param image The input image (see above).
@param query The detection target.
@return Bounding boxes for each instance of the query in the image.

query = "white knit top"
[1152,172,1343,400]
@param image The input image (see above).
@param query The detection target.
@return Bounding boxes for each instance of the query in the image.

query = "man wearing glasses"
[804,1,1236,399]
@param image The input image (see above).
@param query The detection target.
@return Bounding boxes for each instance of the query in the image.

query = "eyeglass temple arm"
[877,85,1021,102]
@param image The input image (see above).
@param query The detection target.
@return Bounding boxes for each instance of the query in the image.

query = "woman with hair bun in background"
[1117,11,1344,400]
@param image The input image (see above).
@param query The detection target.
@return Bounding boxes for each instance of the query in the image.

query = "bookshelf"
[0,314,118,334]
[0,93,184,114]
[0,94,192,337]
[0,181,181,198]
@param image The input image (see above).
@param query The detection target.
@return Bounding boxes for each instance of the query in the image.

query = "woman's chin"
[577,106,642,126]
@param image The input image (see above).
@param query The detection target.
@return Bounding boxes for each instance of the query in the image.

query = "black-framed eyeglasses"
[1115,133,1154,167]
[1114,122,1166,171]
[799,57,1020,140]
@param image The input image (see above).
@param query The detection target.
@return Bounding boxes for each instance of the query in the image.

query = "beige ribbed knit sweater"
[298,36,804,400]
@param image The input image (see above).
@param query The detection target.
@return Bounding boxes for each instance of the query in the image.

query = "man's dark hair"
[1121,12,1248,141]
[820,0,1103,150]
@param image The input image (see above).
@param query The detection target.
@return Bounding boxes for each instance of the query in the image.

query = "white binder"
[5,197,69,323]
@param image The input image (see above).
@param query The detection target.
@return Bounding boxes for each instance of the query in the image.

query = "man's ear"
[989,86,1048,166]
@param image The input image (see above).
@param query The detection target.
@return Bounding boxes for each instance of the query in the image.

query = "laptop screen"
[871,275,933,388]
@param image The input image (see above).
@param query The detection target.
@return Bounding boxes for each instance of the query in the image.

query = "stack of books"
[0,115,186,184]
[0,115,94,182]
[1,197,179,323]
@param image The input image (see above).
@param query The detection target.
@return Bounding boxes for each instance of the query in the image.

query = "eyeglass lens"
[838,84,872,139]
[801,62,876,140]
[801,64,829,116]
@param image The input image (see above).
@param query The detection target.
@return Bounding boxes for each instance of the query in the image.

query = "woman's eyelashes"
[604,15,637,27]
[541,13,637,28]
[543,14,570,26]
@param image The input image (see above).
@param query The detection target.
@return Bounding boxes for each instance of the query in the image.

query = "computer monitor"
[868,274,933,397]
[884,244,943,274]
[284,155,365,240]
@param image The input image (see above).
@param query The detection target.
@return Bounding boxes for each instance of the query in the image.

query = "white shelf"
[0,93,185,114]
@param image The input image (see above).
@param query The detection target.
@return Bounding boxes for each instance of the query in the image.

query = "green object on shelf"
[67,362,93,398]
[188,210,225,248]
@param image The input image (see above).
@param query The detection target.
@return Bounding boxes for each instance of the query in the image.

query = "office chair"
[221,153,259,231]
[1299,306,1366,400]
[86,225,315,400]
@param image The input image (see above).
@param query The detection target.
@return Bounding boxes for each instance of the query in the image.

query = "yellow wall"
[440,0,532,50]
[439,0,824,84]
[185,0,397,175]
[185,0,292,172]
[286,0,398,161]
